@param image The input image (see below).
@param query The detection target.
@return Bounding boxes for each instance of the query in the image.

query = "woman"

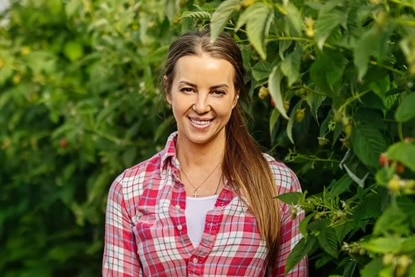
[103,29,308,277]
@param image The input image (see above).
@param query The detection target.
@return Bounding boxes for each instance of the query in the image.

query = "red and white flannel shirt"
[103,132,308,277]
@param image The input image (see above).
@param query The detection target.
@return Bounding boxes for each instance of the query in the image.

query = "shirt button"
[193,257,198,263]
[175,205,181,210]
[177,224,183,231]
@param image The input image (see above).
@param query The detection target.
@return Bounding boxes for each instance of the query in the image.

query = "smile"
[189,118,213,128]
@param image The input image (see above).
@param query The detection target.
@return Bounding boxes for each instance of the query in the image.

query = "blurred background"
[1,0,415,276]
[0,0,184,275]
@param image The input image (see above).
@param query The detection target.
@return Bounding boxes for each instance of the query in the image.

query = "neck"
[176,134,225,169]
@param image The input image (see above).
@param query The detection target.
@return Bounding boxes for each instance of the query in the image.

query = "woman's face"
[167,53,239,147]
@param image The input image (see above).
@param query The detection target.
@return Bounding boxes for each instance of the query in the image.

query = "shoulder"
[109,132,178,200]
[109,151,164,201]
[263,153,302,194]
[123,152,164,180]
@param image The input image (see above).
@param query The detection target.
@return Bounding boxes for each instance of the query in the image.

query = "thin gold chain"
[180,162,221,197]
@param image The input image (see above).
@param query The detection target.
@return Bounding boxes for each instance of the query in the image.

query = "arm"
[272,169,308,277]
[103,175,142,277]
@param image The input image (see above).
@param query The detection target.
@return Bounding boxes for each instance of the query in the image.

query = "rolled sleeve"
[103,175,142,277]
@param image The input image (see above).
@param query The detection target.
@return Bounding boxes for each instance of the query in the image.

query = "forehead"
[174,53,235,84]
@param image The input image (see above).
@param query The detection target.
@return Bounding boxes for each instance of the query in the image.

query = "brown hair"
[163,29,281,264]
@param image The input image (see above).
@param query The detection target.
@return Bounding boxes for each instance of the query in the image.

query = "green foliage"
[211,0,415,276]
[1,0,415,276]
[0,0,192,275]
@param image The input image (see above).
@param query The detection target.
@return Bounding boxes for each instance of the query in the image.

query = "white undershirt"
[185,195,218,248]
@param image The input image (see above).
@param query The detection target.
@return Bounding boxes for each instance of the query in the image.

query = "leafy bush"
[0,0,181,275]
[1,0,414,276]
[208,0,415,276]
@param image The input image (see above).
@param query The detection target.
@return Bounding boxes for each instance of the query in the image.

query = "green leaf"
[409,262,415,277]
[352,193,383,231]
[299,214,313,236]
[395,93,415,123]
[24,51,57,74]
[386,142,415,172]
[315,8,346,49]
[354,29,375,80]
[400,236,415,253]
[308,218,330,232]
[315,255,334,269]
[0,65,13,86]
[65,0,81,17]
[281,47,302,87]
[373,205,409,236]
[210,0,241,42]
[278,40,292,59]
[269,108,280,137]
[328,174,353,196]
[284,2,304,36]
[63,41,84,62]
[285,236,317,274]
[368,71,390,99]
[310,51,347,94]
[286,100,302,144]
[165,0,180,22]
[252,61,273,82]
[179,11,211,21]
[48,0,64,16]
[277,192,303,204]
[305,93,326,119]
[351,124,388,168]
[237,2,273,60]
[354,27,390,80]
[379,265,395,277]
[362,236,403,254]
[334,222,354,242]
[318,226,339,258]
[360,258,385,277]
[269,65,289,120]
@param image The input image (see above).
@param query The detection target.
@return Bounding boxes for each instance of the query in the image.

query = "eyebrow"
[178,81,229,89]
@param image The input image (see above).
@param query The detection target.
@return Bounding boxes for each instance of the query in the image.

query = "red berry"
[60,139,69,149]
[396,163,405,174]
[379,153,391,167]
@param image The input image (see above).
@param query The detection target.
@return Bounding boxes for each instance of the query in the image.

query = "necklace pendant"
[193,191,198,197]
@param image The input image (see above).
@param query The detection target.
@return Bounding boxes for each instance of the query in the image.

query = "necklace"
[180,162,221,197]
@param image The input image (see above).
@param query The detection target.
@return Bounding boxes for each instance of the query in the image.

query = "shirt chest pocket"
[133,201,172,242]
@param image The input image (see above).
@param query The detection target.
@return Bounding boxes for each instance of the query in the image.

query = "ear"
[166,93,172,105]
[164,75,172,104]
[232,93,239,108]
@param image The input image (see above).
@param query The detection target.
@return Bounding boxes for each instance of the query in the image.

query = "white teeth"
[190,118,211,126]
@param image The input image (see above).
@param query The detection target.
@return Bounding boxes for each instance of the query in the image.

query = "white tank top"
[185,195,218,248]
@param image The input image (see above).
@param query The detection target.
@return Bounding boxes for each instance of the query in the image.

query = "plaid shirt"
[103,132,308,277]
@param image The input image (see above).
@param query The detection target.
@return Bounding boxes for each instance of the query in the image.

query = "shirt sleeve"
[102,175,143,277]
[271,166,309,277]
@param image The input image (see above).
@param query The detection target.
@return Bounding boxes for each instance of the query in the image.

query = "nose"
[193,93,210,113]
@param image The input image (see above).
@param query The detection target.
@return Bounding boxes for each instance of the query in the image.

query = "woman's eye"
[180,87,194,93]
[212,90,226,96]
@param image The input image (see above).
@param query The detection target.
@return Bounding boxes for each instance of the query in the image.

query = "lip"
[188,117,213,129]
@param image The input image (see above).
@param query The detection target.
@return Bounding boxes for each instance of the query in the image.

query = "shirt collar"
[159,131,237,195]
[160,131,180,172]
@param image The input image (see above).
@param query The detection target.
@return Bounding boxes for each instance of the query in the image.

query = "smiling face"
[166,53,239,148]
